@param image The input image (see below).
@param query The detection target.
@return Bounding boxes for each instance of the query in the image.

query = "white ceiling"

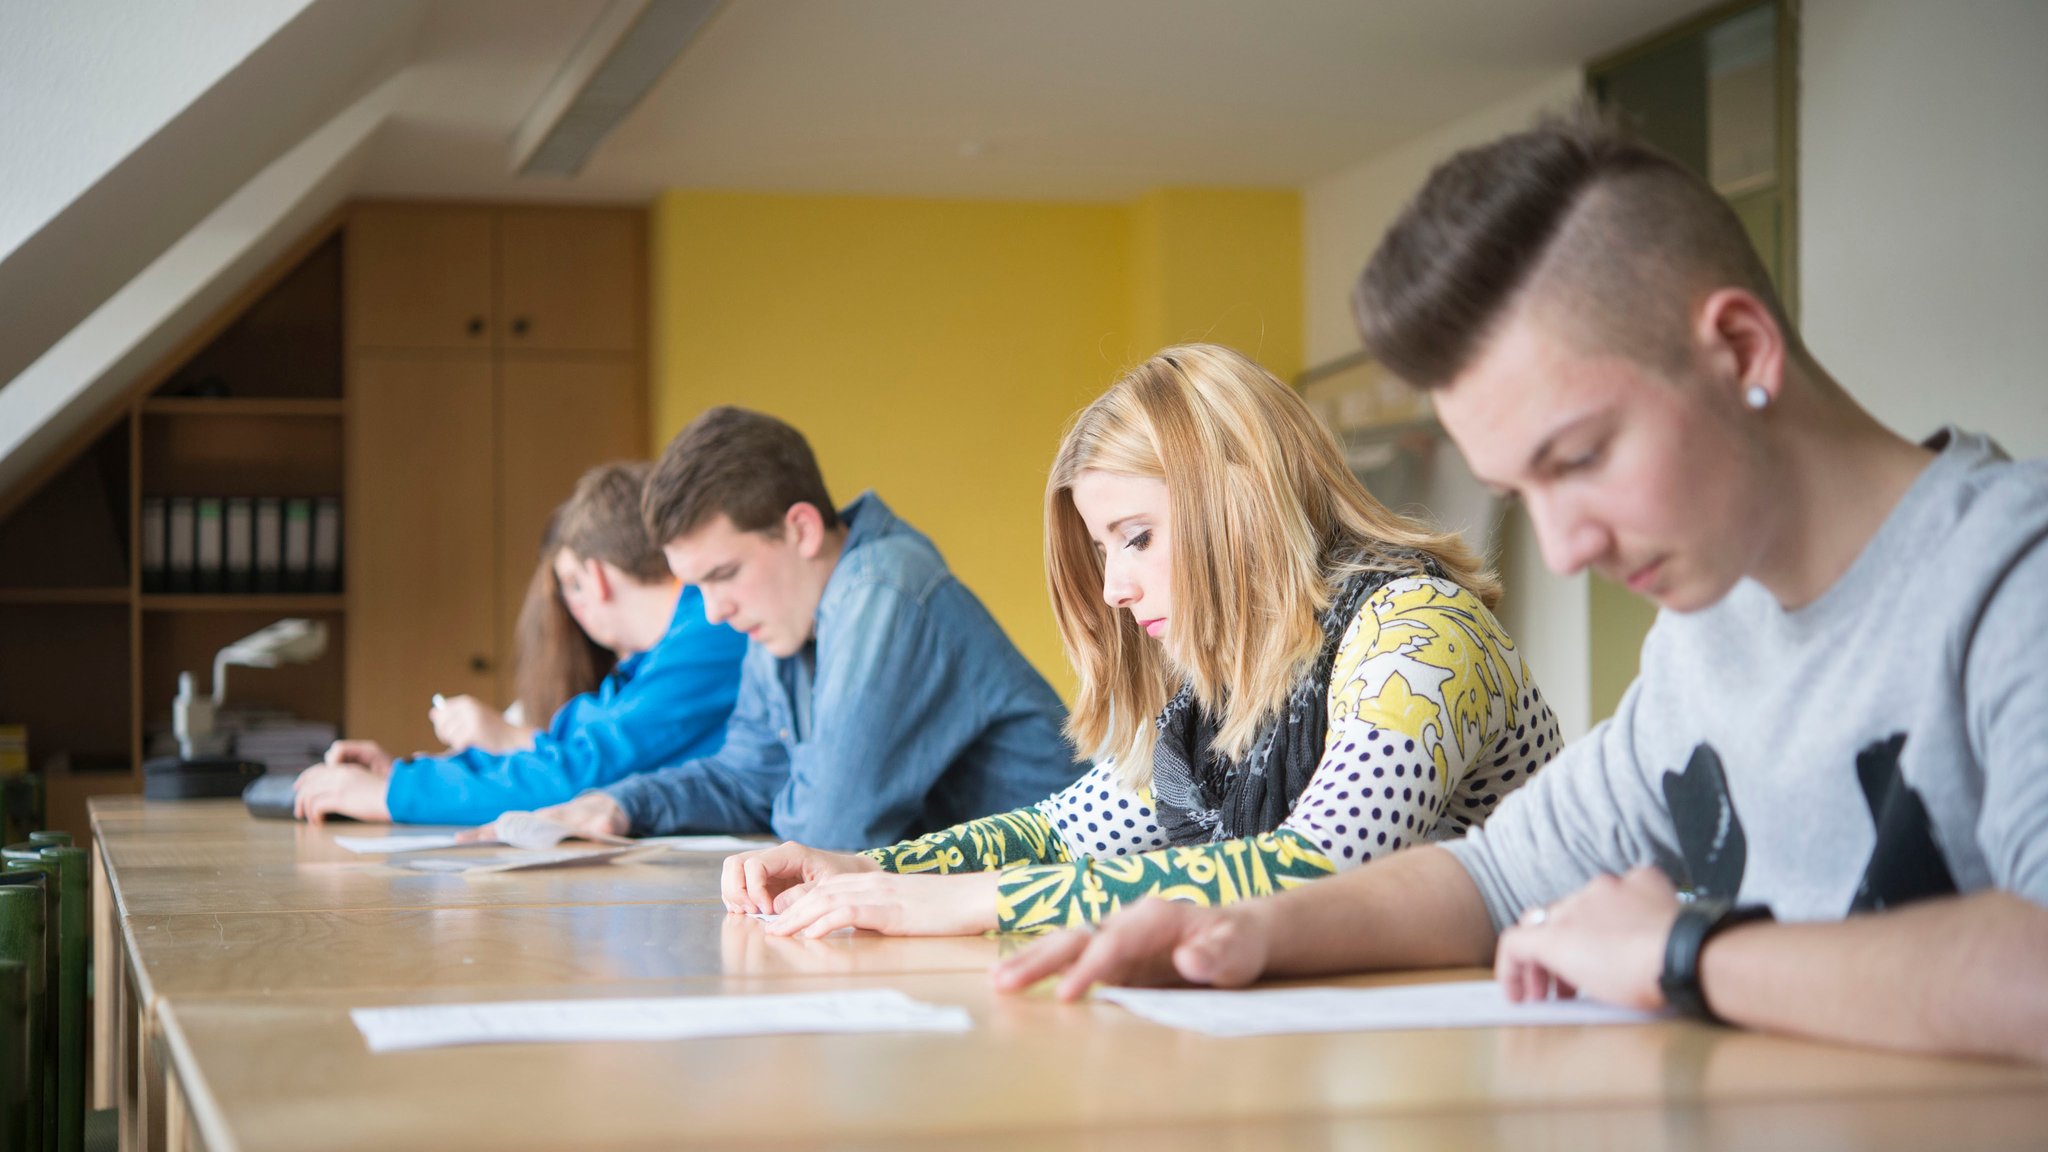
[356,0,1713,203]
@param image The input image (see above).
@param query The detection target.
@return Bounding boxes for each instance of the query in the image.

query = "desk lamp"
[153,618,329,799]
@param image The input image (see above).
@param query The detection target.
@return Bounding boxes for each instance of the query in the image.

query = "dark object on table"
[241,773,300,820]
[141,755,265,801]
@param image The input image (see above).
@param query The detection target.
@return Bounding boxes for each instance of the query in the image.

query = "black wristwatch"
[1660,898,1774,1023]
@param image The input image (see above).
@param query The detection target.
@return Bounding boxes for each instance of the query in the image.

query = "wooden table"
[91,798,2048,1151]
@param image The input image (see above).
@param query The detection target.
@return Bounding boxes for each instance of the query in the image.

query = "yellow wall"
[649,188,1300,694]
[1129,188,1303,381]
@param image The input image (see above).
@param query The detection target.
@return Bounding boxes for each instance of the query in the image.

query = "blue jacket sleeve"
[384,592,746,826]
[602,645,789,836]
[770,577,986,851]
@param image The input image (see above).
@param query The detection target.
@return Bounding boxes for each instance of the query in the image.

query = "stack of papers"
[1093,980,1660,1037]
[233,717,338,774]
[352,989,972,1052]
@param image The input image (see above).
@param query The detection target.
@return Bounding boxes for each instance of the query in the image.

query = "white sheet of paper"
[388,846,636,875]
[334,824,756,856]
[1094,980,1660,1037]
[640,835,770,853]
[352,990,972,1053]
[491,811,634,849]
[333,834,465,855]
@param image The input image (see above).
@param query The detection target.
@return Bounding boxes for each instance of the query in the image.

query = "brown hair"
[1047,344,1500,780]
[511,509,615,726]
[642,406,839,545]
[1352,105,1794,390]
[557,461,671,581]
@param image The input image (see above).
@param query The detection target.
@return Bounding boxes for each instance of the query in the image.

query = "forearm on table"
[867,807,1068,874]
[1259,844,1499,977]
[1700,890,2048,1063]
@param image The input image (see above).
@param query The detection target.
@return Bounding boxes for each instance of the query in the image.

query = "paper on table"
[641,835,772,853]
[386,847,637,875]
[492,811,634,849]
[333,834,465,854]
[1093,980,1660,1038]
[352,989,972,1053]
[334,826,759,857]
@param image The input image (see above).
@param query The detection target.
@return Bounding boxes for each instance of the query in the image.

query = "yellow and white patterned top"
[865,575,1558,932]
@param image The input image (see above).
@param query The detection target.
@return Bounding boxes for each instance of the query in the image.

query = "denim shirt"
[385,585,746,825]
[604,492,1083,850]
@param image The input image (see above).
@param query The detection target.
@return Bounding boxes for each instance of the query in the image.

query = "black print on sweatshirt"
[1847,733,1958,913]
[1660,733,1957,913]
[1661,744,1747,899]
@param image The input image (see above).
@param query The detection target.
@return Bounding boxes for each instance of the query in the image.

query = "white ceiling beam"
[509,0,721,178]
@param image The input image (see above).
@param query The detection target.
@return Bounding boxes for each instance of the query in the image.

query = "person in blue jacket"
[478,406,1085,851]
[293,461,747,825]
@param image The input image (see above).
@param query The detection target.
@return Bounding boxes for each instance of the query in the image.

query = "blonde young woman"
[722,344,1558,936]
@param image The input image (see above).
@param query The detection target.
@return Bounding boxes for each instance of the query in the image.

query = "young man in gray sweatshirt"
[994,113,2048,1064]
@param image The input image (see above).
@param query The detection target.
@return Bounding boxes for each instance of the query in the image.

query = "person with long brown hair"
[294,461,747,825]
[427,509,618,755]
[720,343,1556,936]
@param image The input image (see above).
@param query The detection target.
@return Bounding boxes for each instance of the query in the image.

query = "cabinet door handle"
[511,317,531,337]
[469,655,491,674]
[466,316,486,337]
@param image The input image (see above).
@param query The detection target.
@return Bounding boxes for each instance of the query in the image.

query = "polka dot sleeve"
[1032,760,1168,858]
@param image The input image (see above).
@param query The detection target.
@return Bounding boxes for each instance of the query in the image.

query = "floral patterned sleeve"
[859,761,1159,874]
[990,576,1557,934]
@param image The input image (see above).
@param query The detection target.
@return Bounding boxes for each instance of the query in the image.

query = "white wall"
[1801,0,2048,459]
[1302,72,1593,741]
[1303,72,1587,367]
[0,1,307,261]
[0,1,423,408]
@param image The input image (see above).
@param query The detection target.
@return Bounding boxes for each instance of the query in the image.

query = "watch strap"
[1660,899,1774,1023]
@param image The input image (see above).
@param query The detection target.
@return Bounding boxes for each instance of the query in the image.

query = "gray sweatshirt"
[1446,429,2048,929]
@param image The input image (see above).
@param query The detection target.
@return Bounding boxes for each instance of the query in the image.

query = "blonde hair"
[1046,344,1499,784]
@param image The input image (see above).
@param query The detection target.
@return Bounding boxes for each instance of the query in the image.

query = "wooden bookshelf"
[141,398,345,419]
[140,595,345,614]
[1,202,648,837]
[0,226,350,837]
[0,587,131,605]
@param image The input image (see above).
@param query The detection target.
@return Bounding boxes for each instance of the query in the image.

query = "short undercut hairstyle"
[642,406,839,545]
[1353,105,1795,389]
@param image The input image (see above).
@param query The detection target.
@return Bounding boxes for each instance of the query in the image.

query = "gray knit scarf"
[1149,552,1434,845]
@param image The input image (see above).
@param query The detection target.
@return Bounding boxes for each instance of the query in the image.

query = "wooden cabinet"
[498,208,644,353]
[494,359,644,691]
[345,206,495,350]
[347,204,643,354]
[345,356,500,755]
[343,202,647,749]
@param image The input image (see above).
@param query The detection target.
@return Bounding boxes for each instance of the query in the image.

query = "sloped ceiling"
[0,1,424,395]
[2,0,1717,506]
[357,0,1710,202]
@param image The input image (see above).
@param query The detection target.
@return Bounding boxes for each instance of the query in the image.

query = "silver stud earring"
[1745,385,1771,410]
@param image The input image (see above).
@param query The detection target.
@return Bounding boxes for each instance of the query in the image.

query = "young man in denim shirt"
[514,406,1082,851]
